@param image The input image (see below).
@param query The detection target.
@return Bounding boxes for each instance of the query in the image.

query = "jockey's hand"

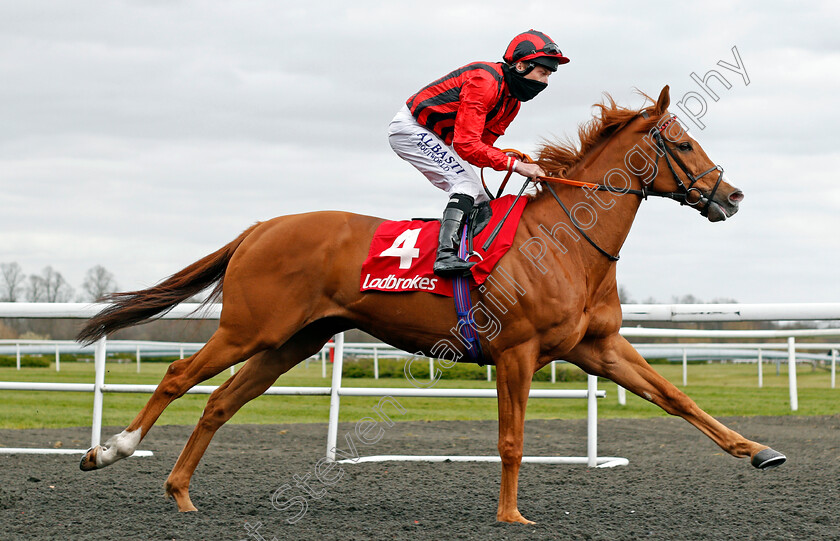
[513,161,545,180]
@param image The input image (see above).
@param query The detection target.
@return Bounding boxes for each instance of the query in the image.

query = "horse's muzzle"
[703,188,743,222]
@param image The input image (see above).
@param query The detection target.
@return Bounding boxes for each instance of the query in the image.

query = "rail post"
[586,375,598,467]
[787,337,798,411]
[373,346,379,380]
[757,348,763,388]
[325,333,345,462]
[91,337,107,448]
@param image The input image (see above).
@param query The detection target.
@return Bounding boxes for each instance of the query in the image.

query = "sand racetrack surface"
[1,415,838,540]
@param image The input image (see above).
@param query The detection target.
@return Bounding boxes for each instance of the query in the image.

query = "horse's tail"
[76,223,261,345]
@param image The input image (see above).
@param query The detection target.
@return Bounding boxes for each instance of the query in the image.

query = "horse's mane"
[535,91,663,179]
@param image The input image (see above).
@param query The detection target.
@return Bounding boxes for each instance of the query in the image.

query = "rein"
[480,115,726,260]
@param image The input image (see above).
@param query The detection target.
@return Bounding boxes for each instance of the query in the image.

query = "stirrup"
[433,256,474,277]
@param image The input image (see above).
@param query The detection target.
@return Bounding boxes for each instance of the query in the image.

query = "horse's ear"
[654,85,670,114]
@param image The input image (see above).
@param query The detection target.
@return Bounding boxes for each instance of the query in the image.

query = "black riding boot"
[433,194,474,277]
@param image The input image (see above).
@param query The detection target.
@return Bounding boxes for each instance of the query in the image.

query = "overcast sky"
[1,1,838,304]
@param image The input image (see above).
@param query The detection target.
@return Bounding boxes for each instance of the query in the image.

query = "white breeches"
[388,105,489,204]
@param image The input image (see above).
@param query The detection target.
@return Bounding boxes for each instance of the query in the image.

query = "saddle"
[360,195,527,298]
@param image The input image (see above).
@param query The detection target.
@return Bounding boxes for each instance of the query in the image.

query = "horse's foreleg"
[163,326,334,512]
[569,335,785,468]
[80,328,258,472]
[494,341,539,524]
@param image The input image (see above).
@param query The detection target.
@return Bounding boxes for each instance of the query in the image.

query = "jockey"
[389,30,569,277]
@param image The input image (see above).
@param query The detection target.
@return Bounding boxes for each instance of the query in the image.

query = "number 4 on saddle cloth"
[360,195,528,363]
[360,195,527,297]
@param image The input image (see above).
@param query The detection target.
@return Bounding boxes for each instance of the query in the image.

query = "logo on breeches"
[414,133,467,174]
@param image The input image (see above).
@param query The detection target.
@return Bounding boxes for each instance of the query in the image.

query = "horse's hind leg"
[163,324,335,512]
[569,334,785,468]
[80,327,261,471]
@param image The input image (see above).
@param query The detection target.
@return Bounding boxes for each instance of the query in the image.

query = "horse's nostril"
[729,190,744,204]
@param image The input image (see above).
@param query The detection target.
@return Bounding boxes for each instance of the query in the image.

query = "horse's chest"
[583,302,622,338]
[537,301,621,355]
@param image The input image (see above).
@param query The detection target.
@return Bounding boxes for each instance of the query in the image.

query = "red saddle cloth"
[360,195,528,297]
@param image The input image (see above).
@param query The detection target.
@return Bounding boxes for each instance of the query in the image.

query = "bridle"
[481,113,727,260]
[644,113,727,218]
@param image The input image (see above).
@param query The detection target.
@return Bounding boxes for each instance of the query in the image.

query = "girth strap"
[452,217,485,364]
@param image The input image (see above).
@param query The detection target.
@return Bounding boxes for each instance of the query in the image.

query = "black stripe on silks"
[438,125,454,143]
[485,93,505,121]
[408,65,471,110]
[429,63,503,88]
[409,63,504,110]
[408,62,510,141]
[425,111,457,135]
[469,63,504,85]
[415,87,460,114]
[460,63,506,123]
[411,63,504,122]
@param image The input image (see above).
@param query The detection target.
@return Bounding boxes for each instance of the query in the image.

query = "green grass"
[0,359,836,429]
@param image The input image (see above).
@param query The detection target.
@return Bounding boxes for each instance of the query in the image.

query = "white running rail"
[1,302,839,458]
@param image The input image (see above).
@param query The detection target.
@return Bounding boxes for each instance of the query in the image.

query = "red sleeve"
[482,131,500,146]
[487,100,520,141]
[452,73,513,171]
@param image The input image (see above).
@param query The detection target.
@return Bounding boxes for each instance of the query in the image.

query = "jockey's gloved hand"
[513,160,545,180]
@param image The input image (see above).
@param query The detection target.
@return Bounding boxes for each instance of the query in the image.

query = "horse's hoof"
[751,448,786,470]
[165,481,197,512]
[498,516,535,525]
[79,447,99,471]
[497,511,535,525]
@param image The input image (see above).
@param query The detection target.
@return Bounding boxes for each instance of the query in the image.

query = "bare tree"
[0,262,26,301]
[26,274,45,302]
[26,266,74,302]
[81,265,118,301]
[672,294,701,304]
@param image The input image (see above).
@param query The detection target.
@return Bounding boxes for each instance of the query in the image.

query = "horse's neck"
[527,151,644,275]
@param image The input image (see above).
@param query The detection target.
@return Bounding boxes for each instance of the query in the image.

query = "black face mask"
[502,64,548,102]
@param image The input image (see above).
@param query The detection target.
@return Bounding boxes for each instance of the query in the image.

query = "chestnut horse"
[77,86,784,524]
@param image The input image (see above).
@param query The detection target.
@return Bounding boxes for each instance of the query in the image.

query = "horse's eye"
[678,141,692,151]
